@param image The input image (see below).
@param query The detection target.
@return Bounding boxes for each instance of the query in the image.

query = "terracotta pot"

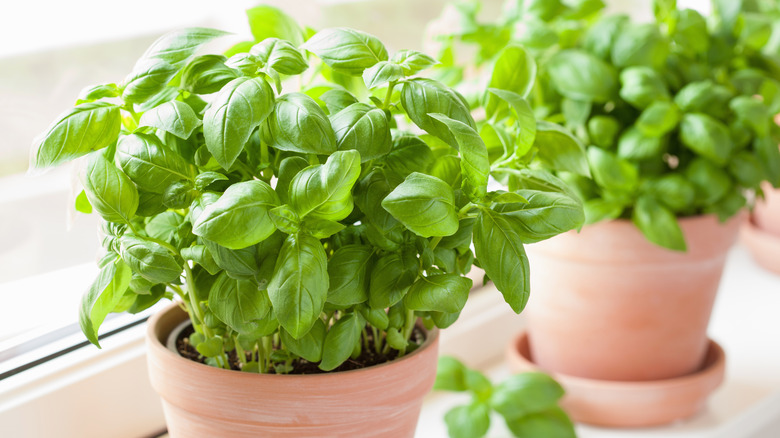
[525,214,742,382]
[744,184,780,274]
[146,303,439,437]
[753,183,780,237]
[506,331,726,427]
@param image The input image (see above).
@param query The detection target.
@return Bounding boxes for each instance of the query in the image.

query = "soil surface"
[176,324,426,374]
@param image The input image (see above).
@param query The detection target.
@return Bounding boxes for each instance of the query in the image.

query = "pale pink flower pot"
[743,183,780,275]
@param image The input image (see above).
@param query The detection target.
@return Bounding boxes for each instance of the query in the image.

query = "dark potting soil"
[175,324,426,374]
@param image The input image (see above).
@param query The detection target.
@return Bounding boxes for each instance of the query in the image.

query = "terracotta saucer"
[505,331,726,428]
[742,217,780,276]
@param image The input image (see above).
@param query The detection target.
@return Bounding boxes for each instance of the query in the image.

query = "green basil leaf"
[194,171,228,191]
[83,151,139,224]
[729,96,770,137]
[146,211,184,243]
[428,113,489,201]
[444,403,491,438]
[77,83,120,103]
[391,50,437,75]
[587,116,620,148]
[534,121,590,177]
[116,132,192,194]
[357,305,389,331]
[138,100,202,140]
[400,78,476,148]
[611,23,668,69]
[583,14,629,59]
[474,209,529,313]
[80,257,132,347]
[320,89,359,114]
[382,172,459,237]
[491,372,565,419]
[494,190,585,244]
[75,190,93,214]
[504,407,576,438]
[280,319,326,363]
[584,198,624,224]
[180,244,220,275]
[589,146,639,191]
[269,92,337,154]
[636,101,680,137]
[641,174,695,212]
[485,45,536,116]
[203,77,275,170]
[404,274,471,313]
[728,151,764,188]
[320,313,363,371]
[756,136,780,185]
[385,133,434,179]
[276,156,309,203]
[209,273,271,334]
[137,27,229,69]
[672,8,709,55]
[633,195,686,251]
[246,5,304,46]
[250,38,308,75]
[547,49,617,103]
[487,88,536,157]
[192,180,280,249]
[269,204,300,235]
[674,81,733,118]
[119,235,182,283]
[180,54,238,95]
[303,28,388,75]
[31,102,121,169]
[363,61,404,89]
[330,103,391,161]
[679,113,734,165]
[289,150,361,220]
[685,158,732,206]
[368,251,419,309]
[122,59,179,104]
[267,233,329,339]
[203,239,260,279]
[617,127,665,160]
[619,66,669,109]
[327,245,373,307]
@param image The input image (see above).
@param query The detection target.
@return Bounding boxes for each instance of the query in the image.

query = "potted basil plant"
[429,0,780,427]
[30,6,584,437]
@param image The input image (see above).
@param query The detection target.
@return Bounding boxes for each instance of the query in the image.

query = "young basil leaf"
[268,204,300,235]
[444,403,491,438]
[327,245,373,307]
[494,190,585,244]
[588,146,639,192]
[119,235,182,283]
[280,319,326,363]
[729,96,770,137]
[136,191,167,218]
[320,89,359,114]
[491,372,565,419]
[429,113,489,202]
[363,61,404,89]
[116,132,192,194]
[587,116,620,148]
[641,174,695,212]
[181,245,220,275]
[384,133,434,179]
[632,195,686,251]
[673,8,709,55]
[487,88,536,157]
[250,38,308,75]
[289,150,361,220]
[611,23,668,69]
[330,103,392,161]
[319,313,363,371]
[82,151,139,224]
[391,50,437,75]
[268,92,337,154]
[303,28,388,75]
[400,78,476,148]
[357,305,389,331]
[368,250,419,309]
[77,83,120,103]
[267,233,329,339]
[137,27,229,69]
[192,180,280,249]
[122,59,179,104]
[276,156,309,203]
[31,102,121,169]
[616,127,665,160]
[679,113,734,165]
[163,181,198,209]
[546,49,617,103]
[636,101,680,137]
[728,151,764,188]
[685,158,732,206]
[208,273,271,334]
[246,5,305,46]
[180,55,238,95]
[583,14,629,59]
[674,81,733,118]
[485,45,536,116]
[203,77,275,170]
[504,407,576,438]
[474,209,529,313]
[584,198,624,224]
[382,172,459,237]
[619,66,669,109]
[533,121,590,177]
[75,190,93,214]
[403,274,471,313]
[203,239,260,279]
[146,211,184,243]
[79,257,132,347]
[434,356,470,391]
[194,171,228,191]
[138,100,202,140]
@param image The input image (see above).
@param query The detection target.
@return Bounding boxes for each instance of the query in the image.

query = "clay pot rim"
[506,331,725,391]
[147,302,440,379]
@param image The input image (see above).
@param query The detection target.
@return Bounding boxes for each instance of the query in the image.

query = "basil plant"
[429,0,780,251]
[31,7,584,373]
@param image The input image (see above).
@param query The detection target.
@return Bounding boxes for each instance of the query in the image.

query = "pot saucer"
[505,331,725,428]
[742,217,780,276]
